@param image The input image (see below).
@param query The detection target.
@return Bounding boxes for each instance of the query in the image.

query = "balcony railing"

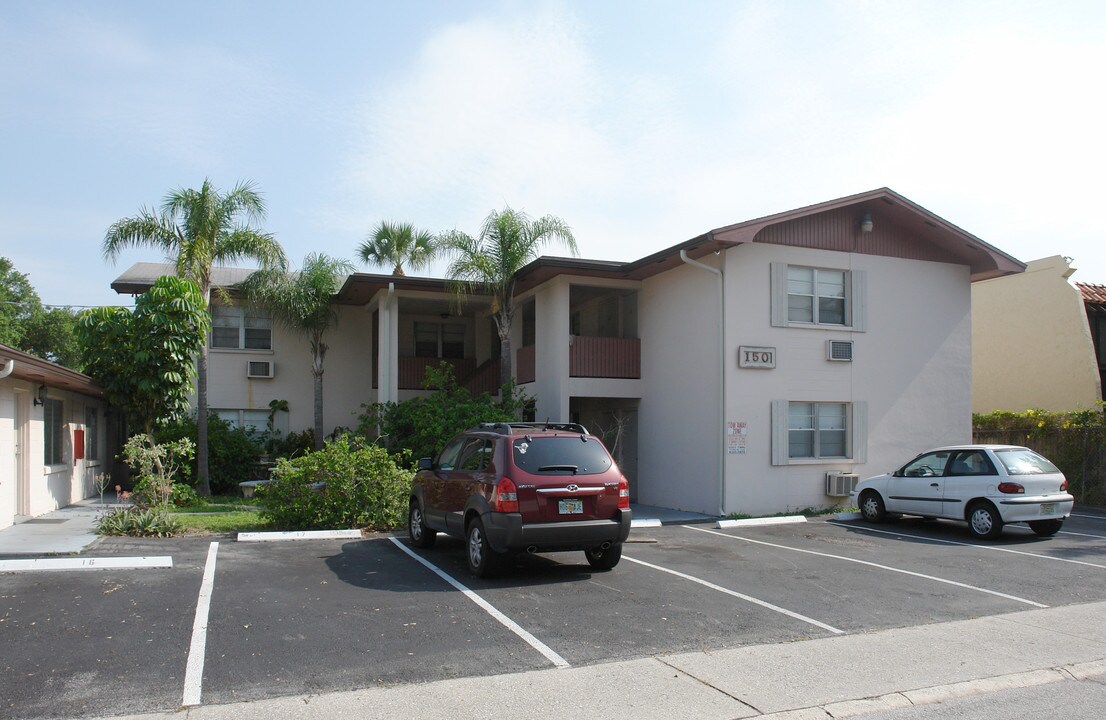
[517,344,536,384]
[394,356,500,395]
[571,336,640,378]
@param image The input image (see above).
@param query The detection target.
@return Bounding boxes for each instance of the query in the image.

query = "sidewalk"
[0,495,117,556]
[98,600,1106,720]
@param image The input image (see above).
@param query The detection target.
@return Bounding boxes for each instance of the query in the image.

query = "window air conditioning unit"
[826,472,859,497]
[826,340,854,362]
[247,360,274,379]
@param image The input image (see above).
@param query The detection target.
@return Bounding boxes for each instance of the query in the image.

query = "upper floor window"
[212,304,272,350]
[44,397,64,465]
[415,322,464,359]
[771,263,867,331]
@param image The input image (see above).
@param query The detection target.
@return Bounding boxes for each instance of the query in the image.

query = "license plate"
[1040,503,1056,516]
[558,499,583,515]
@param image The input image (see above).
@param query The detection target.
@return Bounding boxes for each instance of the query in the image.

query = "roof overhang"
[0,344,104,399]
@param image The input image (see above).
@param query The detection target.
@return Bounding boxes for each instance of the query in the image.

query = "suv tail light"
[495,477,519,513]
[617,476,630,509]
[997,482,1025,494]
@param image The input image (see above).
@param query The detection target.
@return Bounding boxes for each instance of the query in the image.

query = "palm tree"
[103,179,286,495]
[441,207,578,392]
[359,221,437,276]
[239,253,355,450]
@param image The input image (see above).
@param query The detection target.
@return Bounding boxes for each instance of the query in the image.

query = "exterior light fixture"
[860,212,874,233]
[34,384,48,406]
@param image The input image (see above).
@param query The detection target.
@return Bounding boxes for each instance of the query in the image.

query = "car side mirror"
[417,457,433,471]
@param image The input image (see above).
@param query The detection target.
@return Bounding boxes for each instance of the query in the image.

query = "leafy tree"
[77,275,210,438]
[0,256,37,347]
[359,362,530,462]
[239,253,355,450]
[441,207,577,391]
[22,306,84,369]
[102,179,286,495]
[359,221,437,276]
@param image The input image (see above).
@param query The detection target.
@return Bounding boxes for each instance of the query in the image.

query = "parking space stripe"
[827,521,1106,570]
[689,526,1048,608]
[1060,530,1106,539]
[182,541,219,707]
[388,537,570,669]
[1072,513,1106,521]
[622,556,844,634]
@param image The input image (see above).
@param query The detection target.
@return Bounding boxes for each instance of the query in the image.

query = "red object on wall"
[73,428,85,462]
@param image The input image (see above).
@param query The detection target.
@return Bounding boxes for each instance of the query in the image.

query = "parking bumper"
[483,508,633,553]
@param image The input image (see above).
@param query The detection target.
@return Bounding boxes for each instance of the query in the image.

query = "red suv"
[408,422,632,577]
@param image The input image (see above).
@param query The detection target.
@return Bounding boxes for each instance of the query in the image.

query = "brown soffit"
[0,343,104,399]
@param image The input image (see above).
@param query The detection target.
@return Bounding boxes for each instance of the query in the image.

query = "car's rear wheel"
[585,543,622,571]
[967,502,1003,539]
[408,501,436,548]
[466,517,501,578]
[1028,519,1063,537]
[858,491,886,523]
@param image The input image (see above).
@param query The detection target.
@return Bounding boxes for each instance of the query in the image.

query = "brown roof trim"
[0,344,104,399]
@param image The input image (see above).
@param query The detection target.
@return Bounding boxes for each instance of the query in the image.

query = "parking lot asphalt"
[3,511,1106,719]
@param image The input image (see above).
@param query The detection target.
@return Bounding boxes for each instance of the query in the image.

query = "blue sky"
[3,0,1105,309]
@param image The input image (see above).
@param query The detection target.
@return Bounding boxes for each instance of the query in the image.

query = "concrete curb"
[717,516,807,529]
[237,529,362,542]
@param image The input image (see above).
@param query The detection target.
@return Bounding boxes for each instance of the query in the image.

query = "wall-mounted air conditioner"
[826,340,854,362]
[247,360,274,379]
[826,472,859,497]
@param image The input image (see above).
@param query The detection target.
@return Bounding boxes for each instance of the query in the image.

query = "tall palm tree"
[441,207,577,393]
[359,221,437,276]
[103,179,286,495]
[239,253,355,450]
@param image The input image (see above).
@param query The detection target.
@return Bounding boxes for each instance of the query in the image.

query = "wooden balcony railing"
[517,344,536,384]
[395,356,500,395]
[570,336,640,379]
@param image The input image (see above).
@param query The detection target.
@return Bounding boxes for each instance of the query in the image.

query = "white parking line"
[1072,513,1106,521]
[388,537,570,669]
[827,521,1106,570]
[182,541,219,707]
[689,526,1048,608]
[1060,530,1106,539]
[622,556,843,634]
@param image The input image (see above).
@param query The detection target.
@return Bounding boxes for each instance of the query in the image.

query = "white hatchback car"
[851,445,1074,539]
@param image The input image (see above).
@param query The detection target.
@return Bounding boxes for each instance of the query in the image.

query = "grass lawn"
[174,511,271,535]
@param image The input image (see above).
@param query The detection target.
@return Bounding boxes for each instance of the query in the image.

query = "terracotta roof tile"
[1077,282,1106,311]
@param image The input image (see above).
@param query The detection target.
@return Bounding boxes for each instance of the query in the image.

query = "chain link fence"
[973,427,1106,506]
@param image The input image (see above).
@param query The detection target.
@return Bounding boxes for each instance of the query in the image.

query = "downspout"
[680,248,726,516]
[0,357,13,379]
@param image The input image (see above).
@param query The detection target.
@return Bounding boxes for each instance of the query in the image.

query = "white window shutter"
[770,263,789,328]
[850,270,867,332]
[771,399,789,465]
[852,401,868,463]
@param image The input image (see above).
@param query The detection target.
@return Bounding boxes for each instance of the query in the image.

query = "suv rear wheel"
[408,501,436,549]
[585,543,622,571]
[466,517,503,578]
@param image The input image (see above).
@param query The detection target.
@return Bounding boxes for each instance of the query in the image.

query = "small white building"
[112,188,1024,516]
[0,344,110,530]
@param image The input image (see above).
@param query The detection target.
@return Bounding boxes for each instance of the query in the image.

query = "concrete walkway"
[0,495,117,556]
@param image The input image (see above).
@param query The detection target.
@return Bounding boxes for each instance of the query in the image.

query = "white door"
[14,391,30,516]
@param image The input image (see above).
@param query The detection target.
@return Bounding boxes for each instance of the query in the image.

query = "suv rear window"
[994,448,1061,475]
[512,437,613,476]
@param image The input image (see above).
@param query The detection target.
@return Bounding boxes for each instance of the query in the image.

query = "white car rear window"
[994,448,1061,475]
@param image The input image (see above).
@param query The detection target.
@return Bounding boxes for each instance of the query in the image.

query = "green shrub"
[97,508,181,537]
[157,414,262,494]
[358,362,529,461]
[258,434,412,530]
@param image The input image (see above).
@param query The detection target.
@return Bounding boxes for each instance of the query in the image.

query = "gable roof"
[512,188,1024,294]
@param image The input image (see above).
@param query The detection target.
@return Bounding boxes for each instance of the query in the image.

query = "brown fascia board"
[0,343,103,398]
[335,273,456,305]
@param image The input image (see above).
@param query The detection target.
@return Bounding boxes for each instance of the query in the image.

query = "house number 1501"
[739,346,776,369]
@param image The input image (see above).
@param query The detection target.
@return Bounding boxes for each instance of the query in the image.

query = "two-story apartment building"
[112,188,1024,516]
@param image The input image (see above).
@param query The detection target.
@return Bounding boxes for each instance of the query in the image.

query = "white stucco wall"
[206,305,375,437]
[634,244,973,516]
[1,377,107,528]
[972,255,1102,413]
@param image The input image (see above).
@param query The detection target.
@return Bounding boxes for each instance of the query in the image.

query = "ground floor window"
[772,400,867,465]
[44,397,64,465]
[85,406,100,461]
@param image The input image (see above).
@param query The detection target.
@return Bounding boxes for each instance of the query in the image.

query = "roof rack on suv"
[476,421,590,435]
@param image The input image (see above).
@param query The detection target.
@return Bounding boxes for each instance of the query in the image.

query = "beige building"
[0,344,110,530]
[114,188,1024,516]
[972,255,1102,414]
